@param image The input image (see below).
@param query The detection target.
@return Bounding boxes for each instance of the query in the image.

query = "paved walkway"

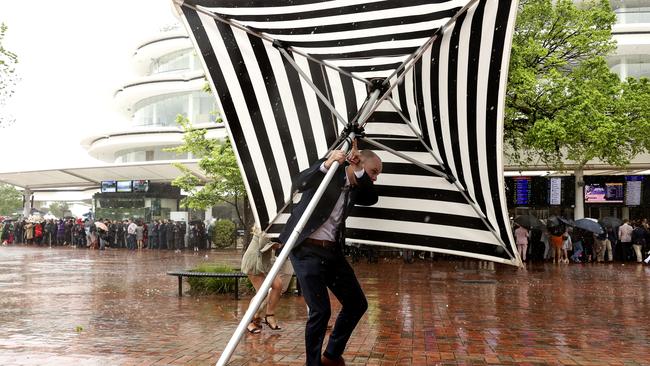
[0,246,649,366]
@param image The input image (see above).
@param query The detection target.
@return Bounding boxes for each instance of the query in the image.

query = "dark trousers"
[127,234,136,250]
[290,243,368,366]
[621,242,633,261]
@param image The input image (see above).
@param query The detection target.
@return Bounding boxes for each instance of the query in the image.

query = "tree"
[168,115,253,242]
[0,183,22,216]
[48,202,70,219]
[505,0,650,170]
[0,22,18,128]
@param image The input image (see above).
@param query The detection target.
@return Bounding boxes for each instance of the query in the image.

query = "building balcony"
[81,124,227,163]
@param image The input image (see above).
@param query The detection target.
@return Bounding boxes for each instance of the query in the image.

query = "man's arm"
[293,150,348,192]
[292,158,327,192]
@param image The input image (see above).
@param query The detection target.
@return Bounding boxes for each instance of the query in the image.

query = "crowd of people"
[514,218,650,264]
[1,217,213,251]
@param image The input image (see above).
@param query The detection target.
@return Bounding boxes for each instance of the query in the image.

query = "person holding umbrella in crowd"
[514,224,529,263]
[95,221,109,250]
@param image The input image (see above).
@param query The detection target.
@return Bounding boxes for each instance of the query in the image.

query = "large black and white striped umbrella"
[174,0,521,266]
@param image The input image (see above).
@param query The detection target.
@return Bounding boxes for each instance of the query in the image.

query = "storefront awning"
[0,160,207,191]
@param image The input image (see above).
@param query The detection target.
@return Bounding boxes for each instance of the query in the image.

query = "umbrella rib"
[387,98,448,169]
[383,100,516,260]
[380,0,482,87]
[278,48,348,130]
[361,138,515,262]
[176,0,372,87]
[361,137,447,178]
[358,0,483,127]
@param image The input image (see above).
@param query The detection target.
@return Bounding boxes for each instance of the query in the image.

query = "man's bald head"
[359,150,382,182]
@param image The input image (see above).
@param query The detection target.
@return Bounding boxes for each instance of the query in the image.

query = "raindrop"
[489,106,495,111]
[424,215,431,223]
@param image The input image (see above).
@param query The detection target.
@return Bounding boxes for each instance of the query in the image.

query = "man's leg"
[324,252,368,361]
[633,244,643,262]
[605,239,613,261]
[290,246,332,366]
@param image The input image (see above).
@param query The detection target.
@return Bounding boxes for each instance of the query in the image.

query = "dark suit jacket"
[279,158,378,247]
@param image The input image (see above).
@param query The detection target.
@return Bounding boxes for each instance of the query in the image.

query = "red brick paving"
[0,246,649,365]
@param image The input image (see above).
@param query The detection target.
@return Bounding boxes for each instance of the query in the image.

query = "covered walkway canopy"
[0,160,206,191]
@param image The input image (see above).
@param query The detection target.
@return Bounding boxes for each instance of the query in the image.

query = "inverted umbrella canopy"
[514,215,543,230]
[173,0,520,266]
[574,218,604,235]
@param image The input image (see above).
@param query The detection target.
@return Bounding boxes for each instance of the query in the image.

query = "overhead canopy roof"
[0,160,207,191]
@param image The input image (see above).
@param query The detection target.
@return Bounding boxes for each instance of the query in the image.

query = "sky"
[0,1,178,172]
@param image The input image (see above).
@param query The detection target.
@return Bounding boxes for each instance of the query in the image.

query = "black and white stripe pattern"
[175,0,520,265]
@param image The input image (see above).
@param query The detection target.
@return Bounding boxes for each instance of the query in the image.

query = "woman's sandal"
[264,314,282,330]
[246,322,261,334]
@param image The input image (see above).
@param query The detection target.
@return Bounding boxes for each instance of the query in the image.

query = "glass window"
[149,49,198,74]
[132,92,188,127]
[609,55,650,79]
[114,146,188,163]
[131,91,218,127]
[192,91,219,124]
[155,94,188,126]
[614,6,650,24]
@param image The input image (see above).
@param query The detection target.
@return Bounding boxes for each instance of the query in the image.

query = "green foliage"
[0,183,21,216]
[187,263,251,294]
[0,23,18,127]
[505,0,650,170]
[168,114,251,232]
[213,219,236,248]
[47,202,69,219]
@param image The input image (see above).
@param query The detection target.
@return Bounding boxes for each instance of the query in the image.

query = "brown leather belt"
[303,238,336,248]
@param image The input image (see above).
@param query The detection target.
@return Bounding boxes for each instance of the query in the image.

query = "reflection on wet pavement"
[1,246,649,365]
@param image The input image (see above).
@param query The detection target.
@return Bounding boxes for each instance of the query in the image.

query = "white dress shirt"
[309,163,364,242]
[127,223,137,235]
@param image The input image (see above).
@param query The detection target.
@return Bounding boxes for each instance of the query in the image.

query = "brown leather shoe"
[321,354,345,366]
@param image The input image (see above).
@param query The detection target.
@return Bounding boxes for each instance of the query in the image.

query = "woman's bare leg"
[248,274,282,328]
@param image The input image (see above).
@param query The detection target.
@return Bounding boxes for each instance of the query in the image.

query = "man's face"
[363,156,382,182]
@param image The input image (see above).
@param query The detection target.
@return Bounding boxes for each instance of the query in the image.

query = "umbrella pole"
[216,90,380,366]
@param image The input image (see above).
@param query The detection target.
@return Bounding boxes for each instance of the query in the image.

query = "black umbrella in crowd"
[600,216,622,228]
[574,218,604,234]
[558,216,575,226]
[546,216,563,227]
[514,215,544,229]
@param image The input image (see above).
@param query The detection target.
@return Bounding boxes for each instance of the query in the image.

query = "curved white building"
[610,0,650,79]
[82,26,227,163]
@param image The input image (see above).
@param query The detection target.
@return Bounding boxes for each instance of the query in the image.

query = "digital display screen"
[513,177,532,206]
[101,181,116,193]
[585,183,624,203]
[626,176,642,206]
[548,177,562,205]
[116,181,132,193]
[132,180,149,192]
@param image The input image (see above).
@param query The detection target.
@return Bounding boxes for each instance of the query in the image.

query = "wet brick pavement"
[1,246,649,365]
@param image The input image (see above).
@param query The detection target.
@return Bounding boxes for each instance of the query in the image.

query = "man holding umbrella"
[280,140,382,366]
[95,221,109,250]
